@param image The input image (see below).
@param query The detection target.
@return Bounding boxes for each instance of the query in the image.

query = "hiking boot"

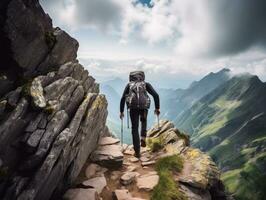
[134,152,141,158]
[141,138,146,147]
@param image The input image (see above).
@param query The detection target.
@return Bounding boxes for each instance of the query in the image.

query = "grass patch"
[151,155,187,200]
[155,154,183,173]
[147,136,164,152]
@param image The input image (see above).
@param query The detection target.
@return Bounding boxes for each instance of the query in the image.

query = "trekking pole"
[157,114,160,129]
[127,108,130,129]
[121,118,123,146]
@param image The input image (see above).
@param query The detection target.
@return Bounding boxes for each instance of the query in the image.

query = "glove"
[154,109,160,115]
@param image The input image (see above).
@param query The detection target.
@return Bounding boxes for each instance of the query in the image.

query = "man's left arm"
[146,83,160,114]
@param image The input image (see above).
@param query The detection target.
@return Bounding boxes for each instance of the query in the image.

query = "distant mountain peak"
[220,68,231,73]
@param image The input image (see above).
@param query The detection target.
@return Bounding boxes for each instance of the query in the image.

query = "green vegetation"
[176,75,266,200]
[155,154,183,172]
[147,136,164,152]
[151,155,187,200]
[222,159,266,200]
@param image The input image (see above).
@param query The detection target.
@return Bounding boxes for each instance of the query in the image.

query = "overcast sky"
[40,0,266,88]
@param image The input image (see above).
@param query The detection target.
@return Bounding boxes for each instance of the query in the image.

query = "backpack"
[126,71,151,109]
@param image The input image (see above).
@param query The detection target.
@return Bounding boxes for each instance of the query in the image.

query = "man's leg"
[130,109,140,157]
[140,109,148,147]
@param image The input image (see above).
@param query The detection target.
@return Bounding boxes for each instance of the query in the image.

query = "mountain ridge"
[176,73,266,200]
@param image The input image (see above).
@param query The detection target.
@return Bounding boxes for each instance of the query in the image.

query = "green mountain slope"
[161,68,231,122]
[177,74,266,200]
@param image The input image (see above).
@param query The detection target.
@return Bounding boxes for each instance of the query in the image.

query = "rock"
[141,160,155,166]
[180,184,211,200]
[85,163,101,179]
[127,166,137,172]
[0,1,108,199]
[122,144,129,152]
[6,87,21,107]
[120,172,139,185]
[110,171,122,181]
[37,27,79,73]
[25,129,45,153]
[83,177,107,194]
[137,173,159,191]
[90,144,123,169]
[4,0,52,73]
[129,157,139,163]
[140,148,148,154]
[140,157,150,162]
[0,100,7,116]
[123,161,131,166]
[113,189,132,200]
[30,78,46,108]
[178,148,220,190]
[98,137,120,146]
[63,188,99,200]
[124,147,135,156]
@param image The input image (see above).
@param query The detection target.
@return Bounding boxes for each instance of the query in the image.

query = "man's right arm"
[120,84,129,113]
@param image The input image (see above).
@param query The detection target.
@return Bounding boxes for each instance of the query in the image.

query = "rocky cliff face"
[0,0,108,199]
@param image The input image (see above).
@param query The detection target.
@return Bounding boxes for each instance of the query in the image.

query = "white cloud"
[40,0,266,85]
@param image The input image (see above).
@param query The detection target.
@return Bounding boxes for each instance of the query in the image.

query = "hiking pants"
[129,109,148,154]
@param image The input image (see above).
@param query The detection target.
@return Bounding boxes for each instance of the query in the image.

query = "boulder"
[141,160,155,167]
[85,163,107,179]
[140,157,150,162]
[178,148,220,190]
[113,189,132,200]
[30,78,46,108]
[136,173,159,191]
[90,144,123,169]
[98,137,120,146]
[82,177,107,194]
[127,166,137,172]
[129,157,139,163]
[63,188,99,200]
[180,184,212,200]
[120,172,139,185]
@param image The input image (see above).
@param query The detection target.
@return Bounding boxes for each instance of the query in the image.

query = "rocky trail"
[64,120,228,200]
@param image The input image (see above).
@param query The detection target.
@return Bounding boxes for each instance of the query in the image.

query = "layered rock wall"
[0,0,108,199]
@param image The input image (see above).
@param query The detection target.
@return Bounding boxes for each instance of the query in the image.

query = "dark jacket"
[120,82,160,113]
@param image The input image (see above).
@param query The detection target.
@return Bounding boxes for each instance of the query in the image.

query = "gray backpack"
[126,71,150,109]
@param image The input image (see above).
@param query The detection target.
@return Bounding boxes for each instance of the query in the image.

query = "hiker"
[120,71,160,158]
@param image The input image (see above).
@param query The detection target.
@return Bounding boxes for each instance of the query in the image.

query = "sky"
[40,0,266,89]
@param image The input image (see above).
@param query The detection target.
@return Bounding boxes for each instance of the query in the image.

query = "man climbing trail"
[120,71,160,158]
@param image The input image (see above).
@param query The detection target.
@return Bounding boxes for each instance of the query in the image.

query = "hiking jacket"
[120,82,160,113]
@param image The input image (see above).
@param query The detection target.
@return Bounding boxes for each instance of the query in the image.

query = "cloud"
[204,0,266,56]
[41,0,266,58]
[40,0,124,31]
